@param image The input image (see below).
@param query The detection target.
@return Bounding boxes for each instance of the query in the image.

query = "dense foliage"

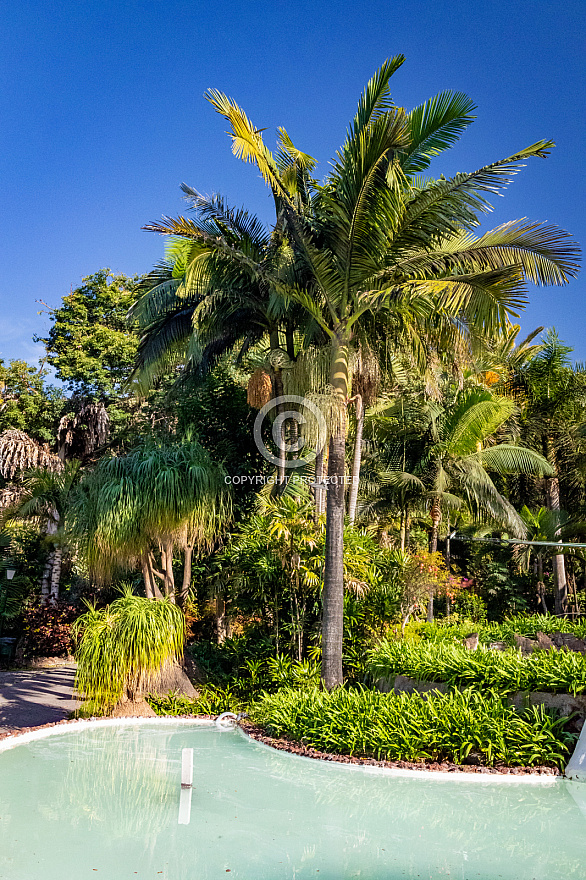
[250,686,575,767]
[368,639,586,695]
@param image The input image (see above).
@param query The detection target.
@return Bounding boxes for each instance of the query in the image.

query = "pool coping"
[0,715,565,784]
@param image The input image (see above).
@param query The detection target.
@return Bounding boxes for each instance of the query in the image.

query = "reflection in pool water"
[0,721,584,879]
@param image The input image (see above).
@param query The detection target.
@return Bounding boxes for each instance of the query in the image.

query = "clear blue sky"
[1,0,584,368]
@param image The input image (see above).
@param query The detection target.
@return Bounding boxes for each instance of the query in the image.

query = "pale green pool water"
[0,721,585,879]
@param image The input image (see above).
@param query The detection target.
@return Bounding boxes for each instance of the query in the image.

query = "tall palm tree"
[141,58,578,686]
[515,331,586,614]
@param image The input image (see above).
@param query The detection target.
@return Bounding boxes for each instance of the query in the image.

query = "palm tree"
[74,590,185,715]
[69,438,230,606]
[0,429,61,478]
[367,386,554,618]
[515,331,586,615]
[142,58,578,686]
[2,461,81,598]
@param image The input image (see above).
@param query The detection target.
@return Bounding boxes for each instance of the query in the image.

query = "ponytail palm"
[70,438,230,604]
[74,591,185,714]
[142,57,578,686]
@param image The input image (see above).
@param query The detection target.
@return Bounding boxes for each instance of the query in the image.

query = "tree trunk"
[544,444,567,616]
[321,335,349,690]
[142,554,154,599]
[270,330,287,488]
[215,594,229,643]
[161,540,176,601]
[41,549,53,599]
[347,395,363,524]
[177,543,194,609]
[49,547,62,600]
[322,431,346,688]
[313,447,325,520]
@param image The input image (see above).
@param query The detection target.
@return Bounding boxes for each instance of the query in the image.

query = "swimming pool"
[0,719,584,879]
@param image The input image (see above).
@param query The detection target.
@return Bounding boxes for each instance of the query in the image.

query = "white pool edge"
[0,716,215,752]
[0,717,567,785]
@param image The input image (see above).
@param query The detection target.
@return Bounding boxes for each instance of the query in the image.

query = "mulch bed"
[0,716,563,776]
[237,719,562,776]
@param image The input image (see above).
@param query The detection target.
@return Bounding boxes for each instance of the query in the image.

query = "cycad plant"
[140,57,578,685]
[74,590,185,715]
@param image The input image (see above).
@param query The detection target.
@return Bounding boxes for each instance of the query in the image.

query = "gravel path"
[0,664,77,733]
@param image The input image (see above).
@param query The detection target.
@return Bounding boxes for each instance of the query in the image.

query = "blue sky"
[1,0,584,370]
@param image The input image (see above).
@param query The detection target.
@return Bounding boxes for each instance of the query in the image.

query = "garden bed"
[238,719,562,776]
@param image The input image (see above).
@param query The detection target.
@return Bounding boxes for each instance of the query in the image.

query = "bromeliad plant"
[74,590,185,715]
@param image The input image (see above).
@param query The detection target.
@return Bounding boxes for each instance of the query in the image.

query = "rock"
[463,633,479,651]
[550,632,586,653]
[392,674,448,696]
[509,690,586,718]
[488,641,508,652]
[27,656,75,669]
[514,634,538,655]
[536,632,555,651]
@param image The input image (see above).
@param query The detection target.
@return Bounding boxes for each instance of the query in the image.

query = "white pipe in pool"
[181,748,193,788]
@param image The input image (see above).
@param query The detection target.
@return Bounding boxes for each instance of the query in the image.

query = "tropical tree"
[74,590,185,715]
[141,58,578,685]
[2,461,81,598]
[366,386,554,618]
[70,438,230,606]
[515,331,586,614]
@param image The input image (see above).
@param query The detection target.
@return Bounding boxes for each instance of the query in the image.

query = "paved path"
[0,665,77,732]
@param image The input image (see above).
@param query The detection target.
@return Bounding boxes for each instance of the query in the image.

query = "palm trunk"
[161,540,176,601]
[270,330,287,488]
[321,335,349,690]
[49,547,62,600]
[347,395,363,524]
[545,443,567,616]
[427,499,441,622]
[314,447,325,520]
[41,550,53,599]
[148,551,165,600]
[141,554,154,599]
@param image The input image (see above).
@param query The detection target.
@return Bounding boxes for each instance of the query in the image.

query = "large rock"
[514,634,538,655]
[550,632,586,654]
[536,631,555,651]
[393,674,448,696]
[509,690,586,719]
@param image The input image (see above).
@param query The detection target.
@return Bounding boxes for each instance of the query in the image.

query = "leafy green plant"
[250,686,575,767]
[368,638,586,695]
[74,590,185,713]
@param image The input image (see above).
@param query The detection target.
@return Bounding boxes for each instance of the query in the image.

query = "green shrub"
[250,686,575,767]
[147,654,321,716]
[368,639,586,695]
